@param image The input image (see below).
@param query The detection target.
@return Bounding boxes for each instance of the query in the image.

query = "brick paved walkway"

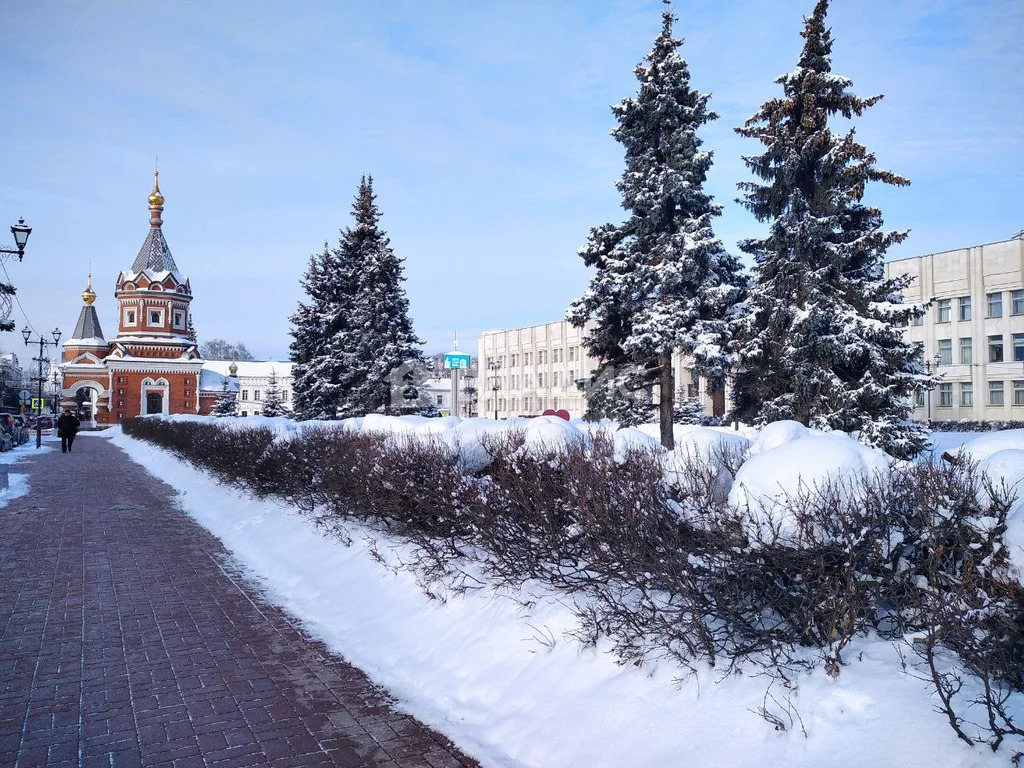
[0,435,480,768]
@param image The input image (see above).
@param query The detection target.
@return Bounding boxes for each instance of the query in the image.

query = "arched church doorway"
[76,387,100,421]
[146,392,163,414]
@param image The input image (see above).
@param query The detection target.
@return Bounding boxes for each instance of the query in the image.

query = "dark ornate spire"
[130,171,180,275]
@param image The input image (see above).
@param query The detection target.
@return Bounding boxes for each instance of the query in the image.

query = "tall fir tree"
[567,2,745,448]
[732,0,930,459]
[289,243,350,419]
[289,177,423,419]
[332,176,424,417]
[260,369,289,417]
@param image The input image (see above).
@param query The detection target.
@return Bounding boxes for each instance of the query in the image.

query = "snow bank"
[729,433,892,542]
[954,429,1024,463]
[664,428,749,497]
[746,419,813,456]
[522,416,585,457]
[977,449,1024,575]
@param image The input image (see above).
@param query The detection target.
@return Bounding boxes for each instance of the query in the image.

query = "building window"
[911,312,924,327]
[242,389,249,400]
[554,371,560,387]
[148,308,164,326]
[938,383,952,407]
[282,391,288,402]
[254,390,261,401]
[1014,381,1024,407]
[1014,333,1024,363]
[959,337,972,365]
[937,339,952,365]
[936,298,951,323]
[987,292,1003,318]
[914,390,925,408]
[241,410,248,417]
[989,335,1004,363]
[957,296,971,321]
[125,309,137,326]
[173,311,184,329]
[435,395,443,405]
[538,373,544,387]
[1012,289,1024,316]
[959,382,973,408]
[989,381,1004,406]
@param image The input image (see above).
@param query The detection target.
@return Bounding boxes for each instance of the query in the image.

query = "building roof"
[130,226,181,276]
[199,368,241,394]
[203,360,294,378]
[67,304,106,346]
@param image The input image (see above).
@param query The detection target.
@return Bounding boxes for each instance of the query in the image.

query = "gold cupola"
[82,273,97,306]
[148,170,164,227]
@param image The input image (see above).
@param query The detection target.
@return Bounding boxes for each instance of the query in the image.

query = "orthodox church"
[59,173,222,422]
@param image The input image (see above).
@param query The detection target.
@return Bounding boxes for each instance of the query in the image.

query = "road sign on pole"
[31,398,46,411]
[443,352,471,370]
[18,390,30,405]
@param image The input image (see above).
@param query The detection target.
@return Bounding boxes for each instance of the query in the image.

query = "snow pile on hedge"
[729,433,892,542]
[156,413,1024,564]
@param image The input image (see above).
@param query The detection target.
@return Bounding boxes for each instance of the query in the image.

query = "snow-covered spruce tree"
[673,387,704,425]
[567,2,744,449]
[211,378,238,417]
[732,0,930,459]
[328,176,424,418]
[260,369,289,418]
[289,243,349,419]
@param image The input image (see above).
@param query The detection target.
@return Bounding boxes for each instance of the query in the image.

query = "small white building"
[421,376,478,417]
[200,360,294,416]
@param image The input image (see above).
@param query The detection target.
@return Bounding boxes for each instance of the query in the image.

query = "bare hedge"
[123,416,1024,754]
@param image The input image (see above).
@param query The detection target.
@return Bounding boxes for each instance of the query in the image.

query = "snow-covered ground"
[11,425,1023,767]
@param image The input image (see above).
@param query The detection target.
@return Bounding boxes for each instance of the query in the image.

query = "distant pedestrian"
[56,408,80,453]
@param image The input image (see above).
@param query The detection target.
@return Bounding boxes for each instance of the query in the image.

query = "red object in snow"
[541,409,571,421]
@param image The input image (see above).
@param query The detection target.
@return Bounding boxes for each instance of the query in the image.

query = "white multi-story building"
[886,236,1024,422]
[200,360,294,416]
[478,320,726,420]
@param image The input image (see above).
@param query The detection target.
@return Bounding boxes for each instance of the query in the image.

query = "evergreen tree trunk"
[659,352,674,450]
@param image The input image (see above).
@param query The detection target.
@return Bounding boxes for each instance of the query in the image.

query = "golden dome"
[82,273,97,306]
[229,361,238,375]
[148,170,164,207]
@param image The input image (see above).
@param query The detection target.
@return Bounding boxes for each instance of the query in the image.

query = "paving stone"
[0,436,480,767]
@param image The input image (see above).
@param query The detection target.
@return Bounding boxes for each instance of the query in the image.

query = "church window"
[125,309,137,326]
[173,311,184,328]
[148,308,164,326]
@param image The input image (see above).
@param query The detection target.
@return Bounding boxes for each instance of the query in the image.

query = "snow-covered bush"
[122,414,1024,755]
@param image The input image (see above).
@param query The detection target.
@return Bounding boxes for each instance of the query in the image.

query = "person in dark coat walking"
[56,408,80,453]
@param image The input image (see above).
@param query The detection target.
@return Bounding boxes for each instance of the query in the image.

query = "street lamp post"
[488,359,502,421]
[925,351,942,422]
[22,326,61,448]
[1,219,32,260]
[51,368,61,416]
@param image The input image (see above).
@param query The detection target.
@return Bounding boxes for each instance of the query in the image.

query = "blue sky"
[1,0,1021,360]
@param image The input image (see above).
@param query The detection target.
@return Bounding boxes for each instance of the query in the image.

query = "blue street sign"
[444,352,471,370]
